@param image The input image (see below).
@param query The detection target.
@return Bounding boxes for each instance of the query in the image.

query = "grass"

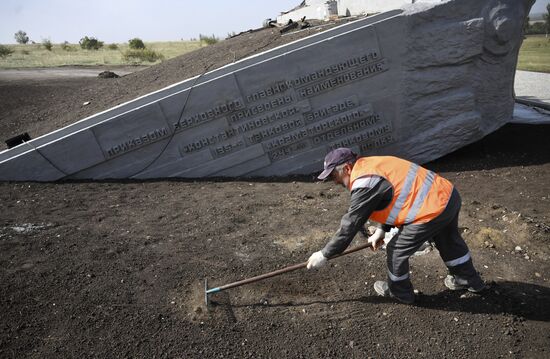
[0,41,203,68]
[517,35,550,73]
[1,35,548,72]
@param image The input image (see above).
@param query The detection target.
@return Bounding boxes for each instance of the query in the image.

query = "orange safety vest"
[349,156,453,226]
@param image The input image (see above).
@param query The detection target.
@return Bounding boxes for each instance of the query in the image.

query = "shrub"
[14,30,29,44]
[42,38,53,51]
[79,36,104,50]
[199,34,219,45]
[61,41,76,51]
[128,38,145,50]
[107,43,119,50]
[524,17,530,34]
[0,45,14,58]
[122,48,164,63]
[526,22,547,35]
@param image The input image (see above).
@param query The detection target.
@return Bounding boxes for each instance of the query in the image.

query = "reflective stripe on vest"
[386,163,419,225]
[349,156,453,226]
[404,169,436,224]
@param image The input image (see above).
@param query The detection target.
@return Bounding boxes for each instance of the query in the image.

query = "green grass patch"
[517,35,550,73]
[0,41,202,68]
[2,36,548,72]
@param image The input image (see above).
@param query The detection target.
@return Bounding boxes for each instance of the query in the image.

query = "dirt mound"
[97,71,120,79]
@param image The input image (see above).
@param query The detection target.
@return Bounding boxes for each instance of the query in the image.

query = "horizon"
[0,0,299,45]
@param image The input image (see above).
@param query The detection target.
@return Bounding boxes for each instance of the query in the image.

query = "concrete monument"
[277,0,442,23]
[0,0,534,181]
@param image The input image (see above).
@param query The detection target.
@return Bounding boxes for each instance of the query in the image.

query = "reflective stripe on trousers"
[387,270,410,282]
[445,252,471,267]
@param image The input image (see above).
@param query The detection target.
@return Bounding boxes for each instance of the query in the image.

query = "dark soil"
[1,22,549,359]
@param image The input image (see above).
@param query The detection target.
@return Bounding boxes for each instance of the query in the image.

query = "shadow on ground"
[218,281,550,322]
[427,123,550,172]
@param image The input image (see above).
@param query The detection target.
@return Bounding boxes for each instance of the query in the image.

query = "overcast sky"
[0,0,548,44]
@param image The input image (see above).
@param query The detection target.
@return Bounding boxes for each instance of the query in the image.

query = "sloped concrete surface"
[0,0,535,181]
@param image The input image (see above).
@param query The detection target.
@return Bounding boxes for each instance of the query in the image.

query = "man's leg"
[376,188,484,302]
[381,227,430,304]
[432,189,484,292]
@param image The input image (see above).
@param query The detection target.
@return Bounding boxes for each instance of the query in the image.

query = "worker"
[306,148,485,304]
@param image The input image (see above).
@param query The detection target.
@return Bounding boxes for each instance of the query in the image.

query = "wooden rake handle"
[206,242,373,295]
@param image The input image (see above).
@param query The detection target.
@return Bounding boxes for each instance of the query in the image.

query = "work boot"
[444,275,485,293]
[374,281,415,304]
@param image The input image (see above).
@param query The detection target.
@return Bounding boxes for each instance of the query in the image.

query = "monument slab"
[0,0,534,181]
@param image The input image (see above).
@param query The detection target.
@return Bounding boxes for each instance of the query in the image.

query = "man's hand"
[368,228,385,251]
[306,251,327,269]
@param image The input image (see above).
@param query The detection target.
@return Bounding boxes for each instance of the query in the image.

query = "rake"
[204,241,373,307]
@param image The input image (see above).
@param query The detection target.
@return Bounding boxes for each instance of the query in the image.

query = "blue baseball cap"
[317,148,358,180]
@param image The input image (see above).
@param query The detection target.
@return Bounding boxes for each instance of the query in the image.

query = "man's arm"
[321,180,393,257]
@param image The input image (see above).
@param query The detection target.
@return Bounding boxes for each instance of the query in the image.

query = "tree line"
[524,4,550,36]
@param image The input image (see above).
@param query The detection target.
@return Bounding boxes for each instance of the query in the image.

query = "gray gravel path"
[0,66,146,81]
[515,70,550,105]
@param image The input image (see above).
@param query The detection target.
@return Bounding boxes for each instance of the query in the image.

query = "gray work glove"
[306,251,327,269]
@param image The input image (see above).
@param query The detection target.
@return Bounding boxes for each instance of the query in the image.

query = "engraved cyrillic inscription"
[304,97,359,123]
[180,128,239,154]
[298,60,388,98]
[307,107,375,134]
[229,95,294,123]
[267,141,309,162]
[312,115,385,145]
[107,127,170,158]
[360,134,397,152]
[263,130,310,151]
[263,109,378,151]
[327,124,393,149]
[236,107,300,134]
[174,53,391,162]
[292,51,380,87]
[212,139,246,158]
[173,99,244,131]
[267,130,394,163]
[246,82,292,103]
[246,119,305,144]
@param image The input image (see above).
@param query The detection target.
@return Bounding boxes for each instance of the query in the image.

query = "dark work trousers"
[385,188,483,302]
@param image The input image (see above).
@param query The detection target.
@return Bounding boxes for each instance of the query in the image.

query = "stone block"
[0,0,535,181]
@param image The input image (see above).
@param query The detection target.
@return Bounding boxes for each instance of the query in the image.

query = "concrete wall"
[337,0,410,16]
